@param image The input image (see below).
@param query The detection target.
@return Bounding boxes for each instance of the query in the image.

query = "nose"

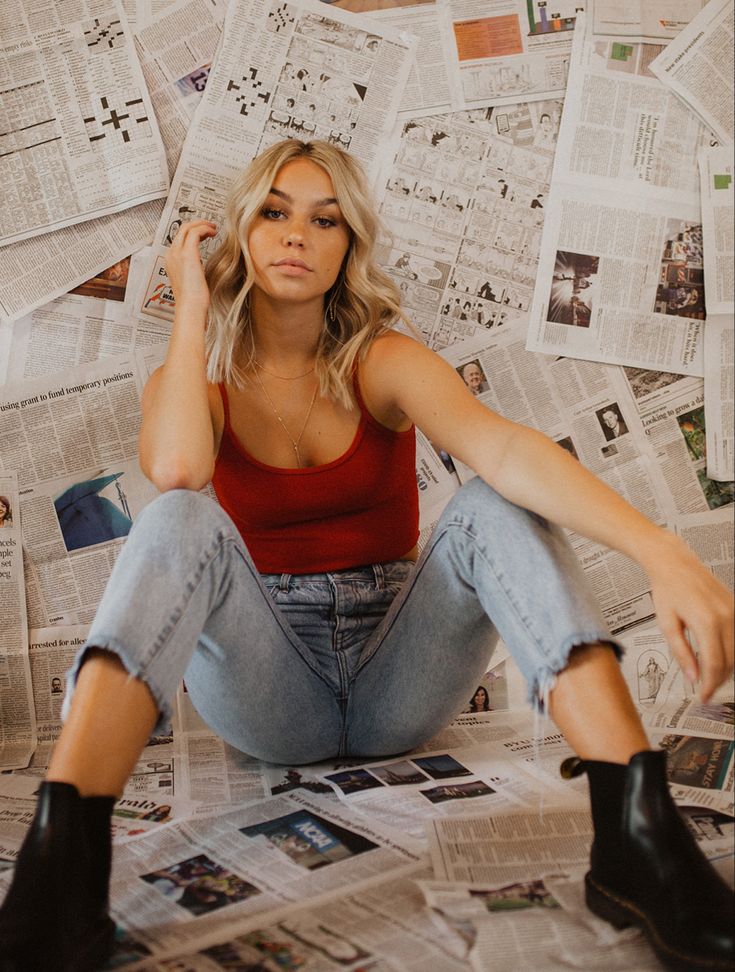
[284,222,306,247]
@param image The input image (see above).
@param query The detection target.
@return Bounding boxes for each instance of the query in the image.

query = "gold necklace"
[254,358,315,380]
[253,369,318,468]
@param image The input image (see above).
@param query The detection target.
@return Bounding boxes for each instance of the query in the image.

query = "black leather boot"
[0,781,116,972]
[564,750,734,972]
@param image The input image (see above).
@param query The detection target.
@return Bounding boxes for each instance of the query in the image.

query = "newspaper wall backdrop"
[0,0,732,968]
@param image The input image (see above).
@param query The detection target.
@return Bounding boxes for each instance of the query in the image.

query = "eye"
[314,216,336,228]
[261,207,285,220]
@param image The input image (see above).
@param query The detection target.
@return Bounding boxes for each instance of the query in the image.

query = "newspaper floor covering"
[0,0,733,968]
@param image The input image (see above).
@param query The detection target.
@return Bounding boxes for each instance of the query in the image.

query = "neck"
[248,289,323,372]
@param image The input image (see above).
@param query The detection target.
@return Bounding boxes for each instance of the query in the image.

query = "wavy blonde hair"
[205,139,407,409]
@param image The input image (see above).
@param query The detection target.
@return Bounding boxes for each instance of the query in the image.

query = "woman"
[1,140,732,972]
[0,495,11,527]
[469,684,491,712]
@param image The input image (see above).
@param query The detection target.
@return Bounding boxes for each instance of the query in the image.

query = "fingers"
[658,586,734,704]
[169,219,217,251]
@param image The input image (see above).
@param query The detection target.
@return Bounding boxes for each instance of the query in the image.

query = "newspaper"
[649,727,734,815]
[376,102,559,349]
[132,868,469,971]
[367,3,461,116]
[441,0,584,109]
[428,809,593,885]
[0,199,163,326]
[136,0,415,325]
[134,0,226,176]
[419,874,660,971]
[699,146,734,481]
[525,14,714,374]
[699,146,734,317]
[89,792,424,966]
[172,688,268,810]
[592,0,706,43]
[436,328,678,637]
[645,694,735,740]
[0,0,169,247]
[704,317,734,482]
[0,472,36,770]
[649,0,734,145]
[0,353,159,627]
[0,250,155,386]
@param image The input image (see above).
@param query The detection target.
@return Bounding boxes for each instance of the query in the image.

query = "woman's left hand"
[646,534,734,702]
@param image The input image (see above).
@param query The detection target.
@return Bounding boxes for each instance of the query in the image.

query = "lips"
[274,258,311,270]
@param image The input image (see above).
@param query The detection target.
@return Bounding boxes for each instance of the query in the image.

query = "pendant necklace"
[252,367,318,468]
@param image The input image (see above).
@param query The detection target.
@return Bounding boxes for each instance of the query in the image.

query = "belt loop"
[372,563,385,590]
[279,573,291,592]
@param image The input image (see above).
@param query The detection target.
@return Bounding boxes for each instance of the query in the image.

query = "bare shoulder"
[360,331,433,429]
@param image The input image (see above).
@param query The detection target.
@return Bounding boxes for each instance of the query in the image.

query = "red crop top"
[212,373,419,574]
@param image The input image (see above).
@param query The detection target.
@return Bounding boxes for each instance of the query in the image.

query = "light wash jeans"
[65,477,619,764]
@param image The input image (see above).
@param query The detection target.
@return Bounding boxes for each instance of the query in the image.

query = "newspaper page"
[136,0,415,325]
[0,250,152,386]
[420,874,660,971]
[699,146,734,481]
[90,793,424,965]
[130,869,470,971]
[631,371,734,515]
[134,0,226,176]
[0,0,169,247]
[376,102,560,349]
[367,3,461,116]
[436,329,676,637]
[172,688,268,810]
[592,0,706,43]
[428,809,594,885]
[704,317,734,481]
[649,727,734,815]
[441,0,585,109]
[0,472,36,770]
[649,0,734,145]
[0,199,163,325]
[0,353,159,627]
[525,14,714,374]
[699,146,734,317]
[645,695,735,740]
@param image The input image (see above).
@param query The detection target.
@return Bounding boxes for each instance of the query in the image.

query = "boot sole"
[585,872,733,972]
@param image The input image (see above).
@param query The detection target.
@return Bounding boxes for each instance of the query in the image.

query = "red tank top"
[212,373,419,573]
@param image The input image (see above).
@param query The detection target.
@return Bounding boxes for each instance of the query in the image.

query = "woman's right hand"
[164,219,218,313]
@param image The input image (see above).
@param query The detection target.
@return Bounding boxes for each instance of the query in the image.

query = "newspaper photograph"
[592,0,706,43]
[376,102,559,349]
[442,0,585,109]
[0,0,169,247]
[0,472,36,770]
[525,14,714,373]
[136,0,415,325]
[699,146,734,317]
[649,0,734,145]
[651,729,734,815]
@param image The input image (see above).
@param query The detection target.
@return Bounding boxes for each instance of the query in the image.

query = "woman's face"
[247,158,351,311]
[474,687,487,705]
[0,500,7,520]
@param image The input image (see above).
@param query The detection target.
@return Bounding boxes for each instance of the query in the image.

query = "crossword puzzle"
[226,68,272,116]
[267,3,295,33]
[83,17,125,50]
[83,94,150,146]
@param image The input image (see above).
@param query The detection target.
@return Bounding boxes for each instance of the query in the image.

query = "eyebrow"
[268,187,339,208]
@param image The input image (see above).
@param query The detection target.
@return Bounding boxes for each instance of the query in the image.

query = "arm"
[363,333,734,701]
[139,220,220,492]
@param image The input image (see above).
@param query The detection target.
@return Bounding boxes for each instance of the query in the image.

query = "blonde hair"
[205,139,407,408]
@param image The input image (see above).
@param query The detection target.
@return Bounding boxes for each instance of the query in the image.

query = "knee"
[443,476,534,526]
[132,489,230,547]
